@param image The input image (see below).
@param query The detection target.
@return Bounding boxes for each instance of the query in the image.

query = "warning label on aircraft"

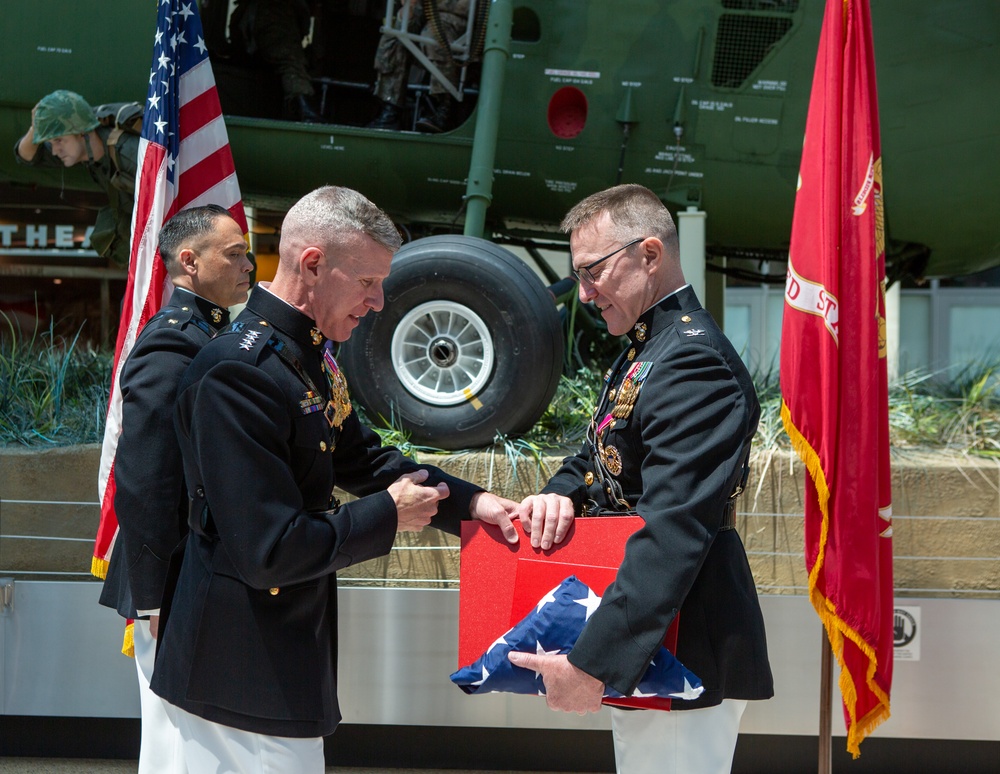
[546,68,599,85]
[693,100,734,112]
[545,69,600,79]
[752,79,788,92]
[545,180,578,194]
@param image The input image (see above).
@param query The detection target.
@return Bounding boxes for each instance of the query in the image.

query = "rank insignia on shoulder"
[238,329,262,351]
[683,328,706,337]
[167,318,178,325]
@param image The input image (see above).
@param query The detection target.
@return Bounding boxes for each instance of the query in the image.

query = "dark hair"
[158,204,236,272]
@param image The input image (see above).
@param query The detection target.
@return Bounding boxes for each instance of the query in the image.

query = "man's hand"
[516,493,575,550]
[469,491,521,543]
[149,614,160,640]
[388,469,449,532]
[507,652,604,714]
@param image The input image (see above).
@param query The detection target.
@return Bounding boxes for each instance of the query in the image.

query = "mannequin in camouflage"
[229,0,321,123]
[14,90,140,267]
[368,0,469,133]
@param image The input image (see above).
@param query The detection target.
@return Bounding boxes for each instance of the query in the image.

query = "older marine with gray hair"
[150,186,547,773]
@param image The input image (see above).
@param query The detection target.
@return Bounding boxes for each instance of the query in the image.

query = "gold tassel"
[91,556,109,580]
[121,622,135,658]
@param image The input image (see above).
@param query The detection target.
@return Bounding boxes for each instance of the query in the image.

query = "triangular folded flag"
[450,576,703,701]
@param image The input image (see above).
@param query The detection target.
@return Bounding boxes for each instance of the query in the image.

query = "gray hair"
[281,186,402,256]
[561,184,678,256]
[158,204,236,274]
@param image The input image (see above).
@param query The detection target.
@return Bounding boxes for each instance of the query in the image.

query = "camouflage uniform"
[231,0,315,99]
[374,0,470,105]
[14,91,139,267]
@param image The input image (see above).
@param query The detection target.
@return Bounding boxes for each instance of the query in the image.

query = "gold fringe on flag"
[121,622,135,658]
[781,401,891,757]
[91,555,109,580]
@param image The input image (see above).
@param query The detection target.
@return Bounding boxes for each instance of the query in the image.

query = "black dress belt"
[720,499,737,531]
[582,499,738,531]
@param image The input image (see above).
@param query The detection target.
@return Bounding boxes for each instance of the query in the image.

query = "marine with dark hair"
[14,90,141,266]
[98,204,252,774]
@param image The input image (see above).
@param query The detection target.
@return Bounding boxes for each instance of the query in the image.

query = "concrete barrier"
[2,444,998,600]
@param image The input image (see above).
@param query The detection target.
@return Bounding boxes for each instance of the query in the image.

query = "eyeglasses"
[571,237,645,285]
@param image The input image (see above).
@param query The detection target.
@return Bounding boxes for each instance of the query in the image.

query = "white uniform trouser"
[133,618,187,774]
[174,708,325,774]
[611,699,748,774]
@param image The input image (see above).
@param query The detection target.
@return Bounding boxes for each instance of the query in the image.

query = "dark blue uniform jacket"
[151,286,482,737]
[543,285,774,709]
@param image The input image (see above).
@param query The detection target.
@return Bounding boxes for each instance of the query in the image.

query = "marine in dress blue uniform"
[150,186,534,773]
[99,287,230,623]
[153,285,484,739]
[510,185,772,774]
[98,204,252,774]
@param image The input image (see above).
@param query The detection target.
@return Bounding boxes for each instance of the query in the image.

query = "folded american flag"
[450,576,703,701]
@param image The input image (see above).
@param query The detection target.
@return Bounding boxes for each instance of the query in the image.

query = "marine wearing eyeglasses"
[510,184,774,774]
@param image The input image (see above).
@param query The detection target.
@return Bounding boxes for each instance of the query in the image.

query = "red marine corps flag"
[92,0,247,651]
[779,0,892,758]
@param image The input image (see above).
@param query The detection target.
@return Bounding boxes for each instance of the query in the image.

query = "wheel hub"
[390,300,495,407]
[429,337,458,367]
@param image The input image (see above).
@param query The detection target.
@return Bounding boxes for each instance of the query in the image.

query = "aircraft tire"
[339,235,564,450]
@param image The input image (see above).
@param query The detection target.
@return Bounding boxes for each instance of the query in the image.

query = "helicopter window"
[547,87,587,139]
[712,13,793,89]
[511,7,541,42]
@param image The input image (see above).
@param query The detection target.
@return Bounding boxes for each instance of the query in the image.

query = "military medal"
[299,390,325,414]
[612,361,651,419]
[322,348,352,428]
[602,444,623,476]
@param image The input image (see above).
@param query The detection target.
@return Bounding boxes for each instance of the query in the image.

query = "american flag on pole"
[451,576,703,703]
[93,0,247,582]
[779,0,892,757]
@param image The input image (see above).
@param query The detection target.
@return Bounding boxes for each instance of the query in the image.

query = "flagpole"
[818,627,833,774]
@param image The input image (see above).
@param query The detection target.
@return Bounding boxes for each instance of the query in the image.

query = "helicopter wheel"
[339,235,564,450]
